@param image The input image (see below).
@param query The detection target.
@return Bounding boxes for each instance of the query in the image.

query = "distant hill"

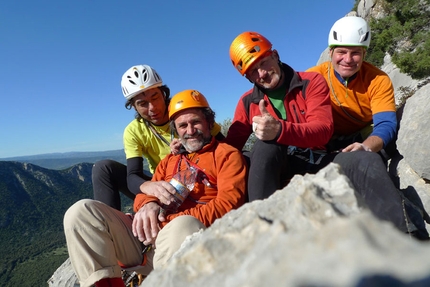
[0,149,127,170]
[0,160,135,286]
[0,161,98,286]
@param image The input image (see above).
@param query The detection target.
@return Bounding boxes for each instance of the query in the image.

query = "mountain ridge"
[0,149,127,170]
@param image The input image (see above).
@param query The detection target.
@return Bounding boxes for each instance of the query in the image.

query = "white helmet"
[328,16,371,48]
[121,65,163,100]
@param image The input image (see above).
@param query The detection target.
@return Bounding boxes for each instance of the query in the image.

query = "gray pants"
[64,199,205,287]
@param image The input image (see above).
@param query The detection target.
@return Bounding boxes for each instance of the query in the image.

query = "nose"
[186,124,195,135]
[344,52,354,63]
[257,68,267,78]
[148,101,156,112]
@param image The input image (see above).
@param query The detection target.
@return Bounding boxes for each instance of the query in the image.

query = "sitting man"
[63,89,247,287]
[226,31,334,201]
[307,15,429,240]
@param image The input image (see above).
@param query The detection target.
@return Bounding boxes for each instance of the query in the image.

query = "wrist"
[360,143,372,152]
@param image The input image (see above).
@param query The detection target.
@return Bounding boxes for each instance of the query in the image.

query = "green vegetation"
[0,161,93,286]
[6,247,69,287]
[365,0,430,79]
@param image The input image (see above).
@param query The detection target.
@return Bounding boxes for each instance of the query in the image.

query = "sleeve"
[371,111,397,147]
[277,72,334,148]
[133,155,171,212]
[123,122,145,160]
[368,73,397,147]
[306,64,324,74]
[369,74,396,114]
[224,95,253,150]
[126,157,151,195]
[165,149,247,227]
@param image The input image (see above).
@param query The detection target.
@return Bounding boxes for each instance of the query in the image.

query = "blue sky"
[0,0,354,158]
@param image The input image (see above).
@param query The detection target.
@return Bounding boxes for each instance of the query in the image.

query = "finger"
[150,211,160,239]
[162,181,178,196]
[259,99,270,116]
[142,215,152,243]
[158,207,167,222]
[132,215,137,237]
[133,215,146,242]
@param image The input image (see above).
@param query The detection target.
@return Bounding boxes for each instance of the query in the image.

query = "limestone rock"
[140,164,430,287]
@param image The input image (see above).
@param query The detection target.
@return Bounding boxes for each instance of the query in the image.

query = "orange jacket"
[133,137,247,227]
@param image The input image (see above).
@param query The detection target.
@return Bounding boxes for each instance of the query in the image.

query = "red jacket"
[225,63,333,150]
[133,137,247,227]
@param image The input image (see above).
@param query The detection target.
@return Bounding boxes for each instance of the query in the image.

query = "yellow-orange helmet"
[229,31,272,76]
[169,89,210,120]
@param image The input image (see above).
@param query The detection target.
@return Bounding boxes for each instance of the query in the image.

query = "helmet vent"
[248,45,261,54]
[235,60,243,72]
[332,31,339,41]
[154,71,161,82]
[360,32,369,43]
[251,37,261,43]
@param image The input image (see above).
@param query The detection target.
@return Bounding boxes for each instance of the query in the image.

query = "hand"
[132,202,163,245]
[170,138,182,155]
[252,99,281,141]
[140,181,177,206]
[342,142,372,152]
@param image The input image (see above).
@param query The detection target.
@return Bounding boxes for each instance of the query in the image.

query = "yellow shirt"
[123,119,222,174]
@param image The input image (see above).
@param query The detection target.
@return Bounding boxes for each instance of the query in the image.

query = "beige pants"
[64,199,205,287]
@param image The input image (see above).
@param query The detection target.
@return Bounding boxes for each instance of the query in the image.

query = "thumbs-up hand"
[252,99,281,141]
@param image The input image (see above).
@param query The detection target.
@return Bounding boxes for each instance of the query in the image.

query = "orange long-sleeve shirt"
[133,137,247,227]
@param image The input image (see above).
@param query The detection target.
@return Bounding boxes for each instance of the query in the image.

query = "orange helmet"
[169,89,210,119]
[229,31,272,76]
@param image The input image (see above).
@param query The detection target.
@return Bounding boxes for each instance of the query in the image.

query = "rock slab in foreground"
[141,163,430,287]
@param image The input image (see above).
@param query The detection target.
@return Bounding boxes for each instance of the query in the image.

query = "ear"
[272,49,280,61]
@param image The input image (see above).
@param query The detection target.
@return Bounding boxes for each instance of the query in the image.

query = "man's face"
[330,46,365,79]
[174,108,212,153]
[133,87,169,125]
[245,51,282,90]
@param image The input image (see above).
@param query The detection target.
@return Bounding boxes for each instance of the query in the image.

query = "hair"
[170,107,216,135]
[125,85,171,121]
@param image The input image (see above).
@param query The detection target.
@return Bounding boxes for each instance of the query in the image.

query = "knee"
[334,151,378,166]
[250,140,287,164]
[63,199,98,228]
[170,215,205,233]
[154,216,205,268]
[92,159,116,176]
[160,216,205,239]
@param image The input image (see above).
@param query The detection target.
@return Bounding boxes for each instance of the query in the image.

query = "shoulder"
[124,119,149,135]
[238,87,255,101]
[361,61,390,77]
[360,62,393,87]
[213,142,243,158]
[306,61,330,74]
[125,118,144,131]
[297,69,330,89]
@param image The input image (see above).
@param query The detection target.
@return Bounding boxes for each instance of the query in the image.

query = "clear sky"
[0,0,354,158]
